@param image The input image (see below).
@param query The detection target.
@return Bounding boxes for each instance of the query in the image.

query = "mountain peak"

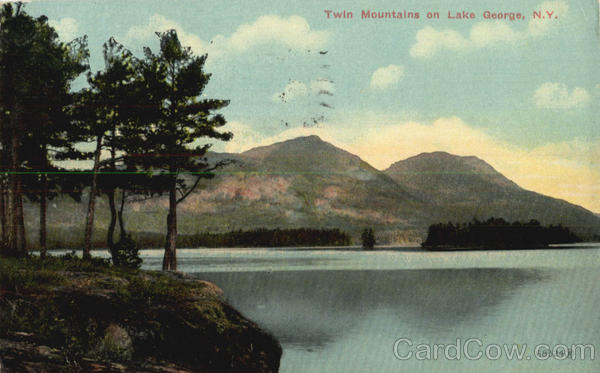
[242,135,326,158]
[238,135,377,173]
[388,151,501,177]
[384,150,521,204]
[297,134,324,142]
[397,150,480,162]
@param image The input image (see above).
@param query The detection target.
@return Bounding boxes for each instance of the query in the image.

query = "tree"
[86,38,168,264]
[361,228,375,249]
[97,159,159,263]
[23,36,89,258]
[0,3,88,256]
[129,30,232,270]
[75,37,136,260]
[0,2,35,256]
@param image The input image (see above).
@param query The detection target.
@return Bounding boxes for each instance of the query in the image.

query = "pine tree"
[361,228,375,249]
[74,37,136,260]
[128,30,232,270]
[0,3,88,256]
[23,35,89,258]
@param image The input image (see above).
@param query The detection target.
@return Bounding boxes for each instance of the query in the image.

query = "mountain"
[385,151,519,205]
[385,151,600,238]
[22,136,600,247]
[189,136,435,242]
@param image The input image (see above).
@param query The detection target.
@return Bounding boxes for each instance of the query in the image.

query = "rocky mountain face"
[385,151,600,239]
[196,135,435,243]
[23,136,600,245]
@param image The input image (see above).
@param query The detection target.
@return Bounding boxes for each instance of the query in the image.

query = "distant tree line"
[176,228,351,248]
[0,3,231,270]
[422,218,581,249]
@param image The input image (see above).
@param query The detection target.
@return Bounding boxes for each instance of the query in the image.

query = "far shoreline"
[37,242,600,254]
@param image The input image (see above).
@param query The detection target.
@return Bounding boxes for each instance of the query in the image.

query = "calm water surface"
[135,246,599,372]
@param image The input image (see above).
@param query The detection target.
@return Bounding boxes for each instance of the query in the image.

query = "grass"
[0,254,281,372]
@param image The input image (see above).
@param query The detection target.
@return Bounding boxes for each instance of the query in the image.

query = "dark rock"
[0,262,281,372]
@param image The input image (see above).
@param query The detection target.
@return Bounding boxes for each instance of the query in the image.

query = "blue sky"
[24,0,600,212]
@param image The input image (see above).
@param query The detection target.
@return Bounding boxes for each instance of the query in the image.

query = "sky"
[21,0,600,212]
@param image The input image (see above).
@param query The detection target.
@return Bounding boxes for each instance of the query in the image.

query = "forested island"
[422,218,581,250]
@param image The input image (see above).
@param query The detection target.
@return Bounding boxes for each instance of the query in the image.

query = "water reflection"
[195,268,546,348]
[141,253,345,271]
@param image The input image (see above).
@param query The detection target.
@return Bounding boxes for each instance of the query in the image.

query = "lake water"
[122,246,600,372]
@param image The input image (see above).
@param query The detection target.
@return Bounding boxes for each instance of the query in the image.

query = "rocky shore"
[0,256,281,372]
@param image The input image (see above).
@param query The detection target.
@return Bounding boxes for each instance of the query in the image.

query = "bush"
[361,228,375,249]
[112,235,142,269]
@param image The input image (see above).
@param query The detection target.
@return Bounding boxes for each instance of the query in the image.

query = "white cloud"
[533,82,590,109]
[221,121,267,153]
[221,116,600,212]
[410,27,470,58]
[127,14,209,55]
[127,14,328,60]
[469,22,523,47]
[410,1,568,58]
[49,17,79,41]
[370,64,405,89]
[221,15,328,52]
[348,118,600,212]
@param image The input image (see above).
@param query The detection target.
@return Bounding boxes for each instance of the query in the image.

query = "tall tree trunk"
[106,188,117,260]
[0,122,9,251]
[0,147,6,248]
[162,177,177,271]
[106,132,117,260]
[39,140,48,258]
[12,145,25,256]
[10,104,26,257]
[0,175,6,247]
[118,189,126,239]
[0,74,6,253]
[40,170,47,258]
[3,160,13,253]
[83,135,102,259]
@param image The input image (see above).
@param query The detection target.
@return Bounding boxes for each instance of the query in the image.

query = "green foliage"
[0,254,281,371]
[0,6,234,269]
[422,217,582,249]
[0,3,89,257]
[124,29,233,269]
[0,254,111,288]
[1,255,135,362]
[361,228,375,249]
[125,29,232,181]
[0,258,61,293]
[115,273,192,308]
[30,252,111,272]
[0,255,112,362]
[178,228,352,247]
[111,235,142,269]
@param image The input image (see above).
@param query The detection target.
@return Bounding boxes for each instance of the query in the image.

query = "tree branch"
[175,159,232,204]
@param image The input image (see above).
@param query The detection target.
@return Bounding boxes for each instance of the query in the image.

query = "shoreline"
[0,256,282,372]
[35,242,600,255]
